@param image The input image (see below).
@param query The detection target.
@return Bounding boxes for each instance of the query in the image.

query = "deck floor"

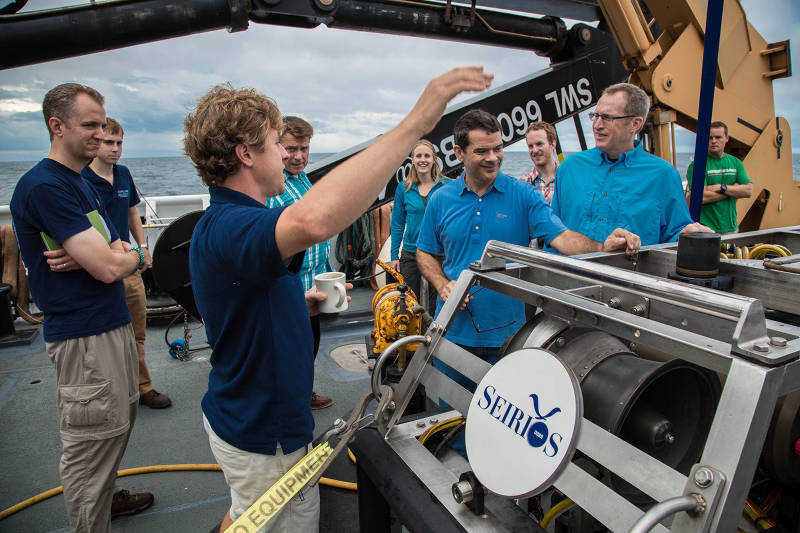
[0,288,376,532]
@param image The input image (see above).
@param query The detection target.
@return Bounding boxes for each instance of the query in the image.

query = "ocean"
[1,152,798,205]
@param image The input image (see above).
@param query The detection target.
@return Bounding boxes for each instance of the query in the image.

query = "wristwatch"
[719,184,728,194]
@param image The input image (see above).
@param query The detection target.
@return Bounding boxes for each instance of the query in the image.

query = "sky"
[0,0,798,162]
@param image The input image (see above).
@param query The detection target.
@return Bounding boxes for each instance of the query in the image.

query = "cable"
[744,498,775,530]
[0,464,356,521]
[540,497,575,529]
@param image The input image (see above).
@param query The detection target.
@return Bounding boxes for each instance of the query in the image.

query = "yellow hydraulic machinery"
[370,259,426,379]
[599,0,796,230]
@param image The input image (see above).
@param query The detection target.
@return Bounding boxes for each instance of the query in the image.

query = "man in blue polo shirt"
[82,117,172,409]
[185,68,495,532]
[417,109,639,399]
[552,83,709,245]
[10,83,153,531]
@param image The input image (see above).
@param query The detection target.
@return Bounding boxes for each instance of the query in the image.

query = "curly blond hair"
[184,84,282,186]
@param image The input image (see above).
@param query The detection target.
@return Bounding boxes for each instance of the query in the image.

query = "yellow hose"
[540,497,574,529]
[0,463,356,521]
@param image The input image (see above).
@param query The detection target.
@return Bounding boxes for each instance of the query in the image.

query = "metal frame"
[375,237,800,533]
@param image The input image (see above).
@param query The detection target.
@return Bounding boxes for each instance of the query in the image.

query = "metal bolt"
[388,401,396,410]
[416,420,426,428]
[665,433,675,445]
[694,467,714,488]
[631,303,647,316]
[681,319,689,327]
[429,417,439,424]
[771,336,788,347]
[753,343,771,353]
[556,337,566,347]
[452,480,473,504]
[629,342,638,352]
[608,297,621,309]
[634,329,641,338]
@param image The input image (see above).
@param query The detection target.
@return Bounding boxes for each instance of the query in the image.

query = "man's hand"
[305,283,353,316]
[141,247,153,270]
[438,279,471,309]
[44,249,81,272]
[681,222,714,234]
[602,228,641,254]
[405,67,494,137]
[388,260,400,273]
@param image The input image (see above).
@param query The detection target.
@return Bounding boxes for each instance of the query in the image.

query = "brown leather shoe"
[111,489,154,518]
[311,392,333,410]
[139,389,172,409]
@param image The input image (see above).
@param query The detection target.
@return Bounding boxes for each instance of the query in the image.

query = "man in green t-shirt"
[686,121,753,233]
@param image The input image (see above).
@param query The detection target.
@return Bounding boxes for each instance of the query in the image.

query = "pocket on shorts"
[58,380,117,433]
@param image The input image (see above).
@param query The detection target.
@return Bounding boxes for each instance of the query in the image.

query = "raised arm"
[274,67,493,259]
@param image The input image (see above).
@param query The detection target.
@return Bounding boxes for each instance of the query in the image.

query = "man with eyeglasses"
[416,110,640,437]
[266,116,333,411]
[552,83,708,246]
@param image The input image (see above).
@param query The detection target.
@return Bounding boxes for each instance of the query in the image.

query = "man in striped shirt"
[521,121,558,204]
[267,116,333,410]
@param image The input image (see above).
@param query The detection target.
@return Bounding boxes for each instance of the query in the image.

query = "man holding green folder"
[10,83,155,531]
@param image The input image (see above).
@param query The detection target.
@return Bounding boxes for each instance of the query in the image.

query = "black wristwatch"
[719,184,728,194]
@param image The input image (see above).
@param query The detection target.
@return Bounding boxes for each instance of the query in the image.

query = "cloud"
[0,0,796,163]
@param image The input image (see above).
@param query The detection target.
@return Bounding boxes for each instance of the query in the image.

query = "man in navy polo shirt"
[82,117,172,409]
[10,83,153,531]
[185,69,495,532]
[417,109,639,396]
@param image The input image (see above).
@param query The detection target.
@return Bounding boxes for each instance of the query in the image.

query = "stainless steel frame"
[373,233,800,533]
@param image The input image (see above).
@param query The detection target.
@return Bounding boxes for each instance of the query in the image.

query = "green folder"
[40,210,111,251]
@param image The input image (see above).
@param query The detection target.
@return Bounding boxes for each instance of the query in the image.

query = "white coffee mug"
[314,271,348,313]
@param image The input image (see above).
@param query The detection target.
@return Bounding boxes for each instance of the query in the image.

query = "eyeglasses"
[464,287,516,333]
[588,112,637,123]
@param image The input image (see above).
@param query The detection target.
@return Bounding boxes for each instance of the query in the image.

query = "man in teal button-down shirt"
[267,116,334,410]
[552,83,709,246]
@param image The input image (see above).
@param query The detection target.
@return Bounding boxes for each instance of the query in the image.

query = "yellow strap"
[225,442,333,532]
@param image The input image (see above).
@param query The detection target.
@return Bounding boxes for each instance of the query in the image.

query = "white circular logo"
[465,348,582,498]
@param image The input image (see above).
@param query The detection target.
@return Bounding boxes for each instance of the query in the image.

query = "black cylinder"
[675,232,721,278]
[0,0,236,70]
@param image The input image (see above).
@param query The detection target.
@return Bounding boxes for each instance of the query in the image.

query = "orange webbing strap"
[0,225,42,325]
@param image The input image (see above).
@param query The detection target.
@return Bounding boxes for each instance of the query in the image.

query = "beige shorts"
[203,416,320,532]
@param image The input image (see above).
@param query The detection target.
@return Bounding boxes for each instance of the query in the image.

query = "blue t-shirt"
[190,186,313,455]
[552,141,692,246]
[9,158,128,342]
[81,164,140,242]
[417,172,566,348]
[390,178,450,260]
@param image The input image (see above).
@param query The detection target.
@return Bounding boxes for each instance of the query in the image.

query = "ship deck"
[0,288,377,532]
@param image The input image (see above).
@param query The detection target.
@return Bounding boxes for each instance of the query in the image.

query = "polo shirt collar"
[82,164,116,188]
[456,171,507,196]
[209,185,265,208]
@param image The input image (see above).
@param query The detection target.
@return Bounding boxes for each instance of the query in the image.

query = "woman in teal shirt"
[390,139,448,308]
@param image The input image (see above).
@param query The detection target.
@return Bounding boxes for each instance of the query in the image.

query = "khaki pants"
[123,272,152,394]
[203,417,320,533]
[47,324,139,533]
